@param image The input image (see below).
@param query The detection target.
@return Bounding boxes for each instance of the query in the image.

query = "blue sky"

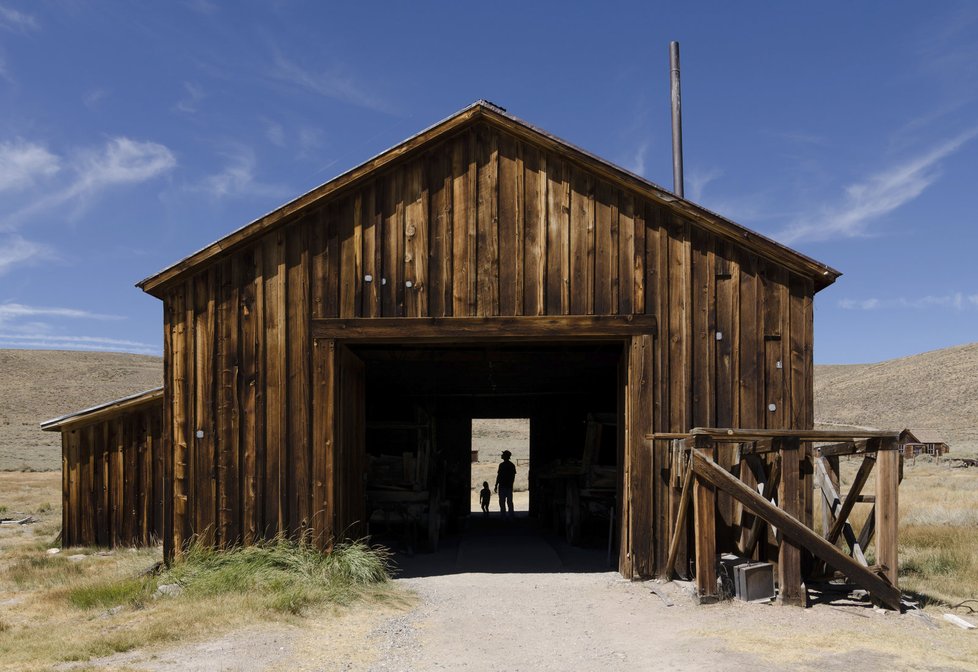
[0,1,975,364]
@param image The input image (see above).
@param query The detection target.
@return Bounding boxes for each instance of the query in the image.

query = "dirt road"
[78,516,978,672]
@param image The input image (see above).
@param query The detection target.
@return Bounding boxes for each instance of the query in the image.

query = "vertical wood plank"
[522,145,546,316]
[264,232,287,537]
[361,187,382,318]
[404,160,428,317]
[618,192,635,316]
[570,169,594,315]
[546,155,570,314]
[427,148,453,317]
[238,247,261,544]
[693,437,717,602]
[312,338,337,550]
[288,225,311,538]
[339,195,360,318]
[451,130,477,316]
[628,334,655,577]
[594,181,617,315]
[170,288,188,553]
[162,297,175,559]
[476,125,499,316]
[497,134,520,316]
[194,271,217,546]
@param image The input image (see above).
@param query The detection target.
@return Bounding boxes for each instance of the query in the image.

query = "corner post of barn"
[692,433,717,603]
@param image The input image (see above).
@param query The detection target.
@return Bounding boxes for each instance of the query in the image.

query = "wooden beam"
[690,449,902,610]
[876,443,900,587]
[777,438,805,606]
[312,314,657,341]
[814,457,869,567]
[665,454,694,579]
[692,437,718,603]
[825,454,876,547]
[688,428,900,443]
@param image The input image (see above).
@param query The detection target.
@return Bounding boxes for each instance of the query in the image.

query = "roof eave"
[40,387,164,432]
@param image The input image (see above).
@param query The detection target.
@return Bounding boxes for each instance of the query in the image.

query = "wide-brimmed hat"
[501,450,512,458]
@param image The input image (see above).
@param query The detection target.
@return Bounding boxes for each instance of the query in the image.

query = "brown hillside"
[814,342,978,455]
[0,350,162,471]
[2,342,975,470]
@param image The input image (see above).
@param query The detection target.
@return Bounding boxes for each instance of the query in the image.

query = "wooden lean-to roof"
[40,387,164,432]
[137,101,840,298]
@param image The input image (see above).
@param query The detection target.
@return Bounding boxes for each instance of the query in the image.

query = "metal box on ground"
[734,562,775,602]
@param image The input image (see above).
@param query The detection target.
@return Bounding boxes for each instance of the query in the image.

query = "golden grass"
[0,472,403,671]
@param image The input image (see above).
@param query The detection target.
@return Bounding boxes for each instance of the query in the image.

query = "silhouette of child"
[479,481,491,516]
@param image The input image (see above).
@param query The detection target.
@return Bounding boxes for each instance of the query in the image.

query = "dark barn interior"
[354,342,623,565]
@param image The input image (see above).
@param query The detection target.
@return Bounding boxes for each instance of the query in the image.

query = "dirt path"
[74,517,978,672]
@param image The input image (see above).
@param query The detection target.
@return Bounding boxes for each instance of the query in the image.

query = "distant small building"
[900,429,949,459]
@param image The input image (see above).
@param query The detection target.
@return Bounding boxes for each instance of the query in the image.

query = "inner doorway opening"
[471,418,530,517]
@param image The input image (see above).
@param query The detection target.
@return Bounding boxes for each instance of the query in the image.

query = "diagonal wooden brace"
[690,449,902,611]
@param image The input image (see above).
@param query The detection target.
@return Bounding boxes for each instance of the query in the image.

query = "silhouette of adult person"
[494,450,516,517]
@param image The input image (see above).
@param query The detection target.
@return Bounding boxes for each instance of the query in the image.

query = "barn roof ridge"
[137,100,841,296]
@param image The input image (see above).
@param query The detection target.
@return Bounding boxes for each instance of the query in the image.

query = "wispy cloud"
[183,0,218,15]
[627,139,649,177]
[82,88,108,110]
[0,303,123,324]
[687,167,723,203]
[0,304,151,353]
[0,333,157,355]
[263,118,286,147]
[0,235,54,274]
[267,51,392,113]
[838,293,978,311]
[7,137,176,225]
[0,140,60,191]
[0,4,38,32]
[174,81,205,114]
[197,144,290,200]
[777,128,978,244]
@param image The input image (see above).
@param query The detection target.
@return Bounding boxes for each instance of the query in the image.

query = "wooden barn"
[45,101,908,609]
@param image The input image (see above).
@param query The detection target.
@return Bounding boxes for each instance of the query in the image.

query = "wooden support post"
[666,453,694,579]
[777,437,805,606]
[876,440,900,588]
[692,436,717,604]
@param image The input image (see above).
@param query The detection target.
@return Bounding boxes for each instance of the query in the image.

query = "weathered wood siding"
[160,121,815,574]
[60,401,164,548]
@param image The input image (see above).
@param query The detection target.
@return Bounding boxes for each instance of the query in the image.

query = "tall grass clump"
[160,537,392,615]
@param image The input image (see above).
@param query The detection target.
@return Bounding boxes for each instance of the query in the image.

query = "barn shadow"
[388,512,613,578]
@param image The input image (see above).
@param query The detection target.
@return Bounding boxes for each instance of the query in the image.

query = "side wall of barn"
[160,121,815,575]
[60,401,164,548]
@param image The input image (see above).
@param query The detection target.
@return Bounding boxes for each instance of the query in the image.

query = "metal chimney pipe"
[669,41,684,198]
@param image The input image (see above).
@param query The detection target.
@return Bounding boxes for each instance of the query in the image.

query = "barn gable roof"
[137,101,840,297]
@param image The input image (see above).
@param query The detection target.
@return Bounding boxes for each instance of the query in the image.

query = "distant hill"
[2,341,975,470]
[814,342,978,456]
[0,350,162,470]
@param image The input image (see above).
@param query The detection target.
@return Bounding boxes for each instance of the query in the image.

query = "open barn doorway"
[349,341,626,575]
